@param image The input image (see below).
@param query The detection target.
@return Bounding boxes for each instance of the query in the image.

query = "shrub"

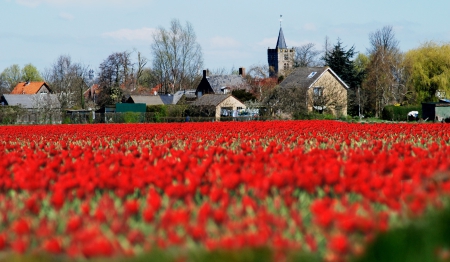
[123,112,142,123]
[381,105,422,121]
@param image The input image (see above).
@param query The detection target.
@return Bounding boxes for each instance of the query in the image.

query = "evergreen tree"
[323,40,364,116]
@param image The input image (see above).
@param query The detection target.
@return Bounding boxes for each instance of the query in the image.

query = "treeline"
[286,26,450,118]
[1,22,449,119]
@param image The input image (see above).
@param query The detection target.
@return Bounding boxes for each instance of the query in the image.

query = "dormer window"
[307,72,317,78]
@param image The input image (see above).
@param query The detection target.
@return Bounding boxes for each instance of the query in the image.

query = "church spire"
[276,15,287,49]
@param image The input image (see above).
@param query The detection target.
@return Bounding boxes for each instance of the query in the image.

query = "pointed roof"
[276,27,287,49]
[11,81,50,94]
[279,67,350,89]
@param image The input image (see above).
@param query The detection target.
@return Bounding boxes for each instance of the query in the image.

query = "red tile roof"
[11,81,49,94]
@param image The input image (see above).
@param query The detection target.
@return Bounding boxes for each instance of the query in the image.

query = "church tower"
[268,17,295,78]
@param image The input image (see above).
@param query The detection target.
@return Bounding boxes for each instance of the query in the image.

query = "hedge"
[381,105,422,121]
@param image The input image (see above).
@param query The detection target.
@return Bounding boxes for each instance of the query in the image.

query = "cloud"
[102,28,157,42]
[58,12,74,20]
[209,37,241,49]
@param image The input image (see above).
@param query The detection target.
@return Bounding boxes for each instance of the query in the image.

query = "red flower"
[0,234,6,250]
[25,195,40,215]
[66,216,82,233]
[81,237,114,258]
[143,207,154,223]
[125,199,139,215]
[328,234,349,254]
[43,237,62,254]
[11,238,28,254]
[212,208,227,224]
[127,229,145,245]
[12,218,30,236]
[51,190,65,210]
[147,189,161,211]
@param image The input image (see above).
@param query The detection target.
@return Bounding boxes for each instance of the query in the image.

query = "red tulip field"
[0,121,450,261]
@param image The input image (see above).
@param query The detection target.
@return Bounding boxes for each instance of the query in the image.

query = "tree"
[323,39,363,116]
[263,85,309,118]
[353,53,370,116]
[0,64,22,93]
[245,64,278,102]
[137,68,158,89]
[293,43,322,67]
[44,55,90,109]
[403,41,450,103]
[21,64,43,82]
[231,89,256,103]
[97,51,135,107]
[363,25,405,117]
[151,19,203,94]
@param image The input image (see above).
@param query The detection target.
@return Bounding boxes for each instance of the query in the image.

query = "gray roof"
[206,75,248,94]
[1,94,60,109]
[128,95,173,105]
[276,27,287,49]
[279,67,349,89]
[192,94,231,107]
[173,89,196,104]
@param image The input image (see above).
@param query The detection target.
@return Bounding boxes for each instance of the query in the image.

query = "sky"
[1,0,450,76]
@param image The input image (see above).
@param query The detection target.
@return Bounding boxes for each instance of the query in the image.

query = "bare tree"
[30,94,61,123]
[364,25,405,117]
[151,19,203,94]
[263,86,309,117]
[135,50,148,88]
[294,43,323,67]
[244,64,278,102]
[97,51,135,106]
[44,55,90,109]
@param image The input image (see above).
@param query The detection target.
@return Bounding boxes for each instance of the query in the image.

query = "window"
[284,54,289,60]
[307,72,317,78]
[313,87,323,96]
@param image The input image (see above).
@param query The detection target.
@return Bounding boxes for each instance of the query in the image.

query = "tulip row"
[0,121,449,261]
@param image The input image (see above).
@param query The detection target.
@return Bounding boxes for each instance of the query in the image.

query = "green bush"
[123,112,142,123]
[355,203,450,262]
[62,116,72,124]
[381,105,422,121]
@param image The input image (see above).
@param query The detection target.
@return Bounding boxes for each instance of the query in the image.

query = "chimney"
[239,67,246,77]
[203,70,207,78]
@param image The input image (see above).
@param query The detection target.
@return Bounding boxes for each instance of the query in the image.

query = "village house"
[279,67,349,116]
[191,94,246,121]
[195,68,249,97]
[10,81,52,94]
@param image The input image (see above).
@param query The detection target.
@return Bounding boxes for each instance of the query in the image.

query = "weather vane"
[280,15,282,27]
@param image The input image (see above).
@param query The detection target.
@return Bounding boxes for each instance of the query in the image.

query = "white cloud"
[58,12,74,20]
[102,28,157,42]
[209,36,241,49]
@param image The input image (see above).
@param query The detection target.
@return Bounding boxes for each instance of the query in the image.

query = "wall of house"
[215,97,247,120]
[307,71,348,116]
[37,86,50,94]
[268,48,295,77]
